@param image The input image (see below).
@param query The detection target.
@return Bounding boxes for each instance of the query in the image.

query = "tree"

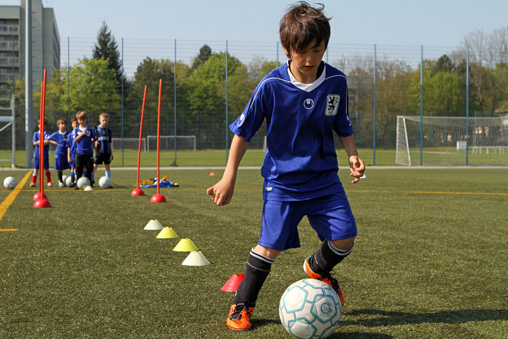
[93,21,123,86]
[191,45,212,70]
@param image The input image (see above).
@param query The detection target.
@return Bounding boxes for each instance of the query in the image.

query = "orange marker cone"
[209,172,216,176]
[221,273,244,292]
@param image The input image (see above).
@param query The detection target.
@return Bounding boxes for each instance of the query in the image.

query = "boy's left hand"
[349,155,365,184]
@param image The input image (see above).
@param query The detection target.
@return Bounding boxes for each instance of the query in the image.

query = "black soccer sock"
[308,240,354,274]
[233,249,275,307]
[58,171,63,183]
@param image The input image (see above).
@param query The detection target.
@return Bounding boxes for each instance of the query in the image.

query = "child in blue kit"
[30,119,53,187]
[50,119,71,187]
[207,1,365,331]
[67,118,78,187]
[73,111,95,189]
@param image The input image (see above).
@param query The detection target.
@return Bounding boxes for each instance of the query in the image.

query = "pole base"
[33,192,47,201]
[131,188,145,196]
[150,193,167,203]
[34,198,51,208]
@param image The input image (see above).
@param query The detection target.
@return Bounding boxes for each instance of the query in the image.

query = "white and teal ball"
[3,176,17,189]
[279,279,342,339]
[77,177,91,189]
[99,176,112,188]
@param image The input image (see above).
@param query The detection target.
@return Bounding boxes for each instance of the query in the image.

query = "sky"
[1,0,507,47]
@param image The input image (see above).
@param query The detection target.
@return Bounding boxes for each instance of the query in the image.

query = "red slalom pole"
[131,85,147,197]
[151,79,166,203]
[34,69,51,208]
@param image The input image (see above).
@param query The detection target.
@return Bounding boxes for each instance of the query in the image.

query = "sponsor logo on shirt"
[325,94,340,116]
[303,98,314,110]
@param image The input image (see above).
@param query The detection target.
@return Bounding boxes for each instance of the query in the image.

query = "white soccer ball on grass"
[99,176,112,188]
[65,176,72,186]
[77,177,91,189]
[279,278,342,339]
[3,176,17,189]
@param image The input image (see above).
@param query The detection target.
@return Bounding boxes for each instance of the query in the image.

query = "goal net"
[112,138,146,152]
[147,135,197,152]
[396,116,508,166]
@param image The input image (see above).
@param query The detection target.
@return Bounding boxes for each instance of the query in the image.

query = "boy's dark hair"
[57,118,67,125]
[280,2,331,57]
[70,117,77,123]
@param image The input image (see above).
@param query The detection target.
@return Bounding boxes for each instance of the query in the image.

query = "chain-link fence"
[2,37,506,166]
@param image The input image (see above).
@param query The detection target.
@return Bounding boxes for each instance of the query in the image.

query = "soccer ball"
[279,279,342,339]
[77,177,91,189]
[61,175,68,186]
[3,176,17,189]
[99,176,112,188]
[65,176,72,186]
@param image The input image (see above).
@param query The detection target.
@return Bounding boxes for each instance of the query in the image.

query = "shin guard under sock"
[233,249,275,307]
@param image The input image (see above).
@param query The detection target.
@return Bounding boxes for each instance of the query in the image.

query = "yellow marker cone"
[156,227,178,239]
[144,219,163,231]
[173,238,199,252]
[182,251,211,266]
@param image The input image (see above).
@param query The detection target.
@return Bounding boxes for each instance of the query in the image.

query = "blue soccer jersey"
[230,62,354,201]
[33,131,51,160]
[74,126,94,155]
[50,130,71,158]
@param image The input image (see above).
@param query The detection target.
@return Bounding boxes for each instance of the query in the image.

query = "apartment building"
[0,0,59,93]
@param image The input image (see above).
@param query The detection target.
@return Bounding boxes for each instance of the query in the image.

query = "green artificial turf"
[0,168,507,338]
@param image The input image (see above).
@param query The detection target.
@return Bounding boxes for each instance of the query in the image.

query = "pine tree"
[92,21,124,87]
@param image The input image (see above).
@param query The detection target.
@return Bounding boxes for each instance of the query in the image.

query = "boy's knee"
[331,237,355,251]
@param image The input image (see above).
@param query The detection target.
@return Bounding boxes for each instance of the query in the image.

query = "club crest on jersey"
[237,113,246,126]
[303,98,314,110]
[325,94,340,116]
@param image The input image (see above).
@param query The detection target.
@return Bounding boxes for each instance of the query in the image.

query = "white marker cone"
[182,251,211,266]
[144,219,163,231]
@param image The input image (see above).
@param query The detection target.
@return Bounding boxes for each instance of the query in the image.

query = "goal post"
[396,116,508,166]
[147,135,197,152]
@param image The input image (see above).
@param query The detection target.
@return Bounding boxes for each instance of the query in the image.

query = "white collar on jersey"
[287,61,326,92]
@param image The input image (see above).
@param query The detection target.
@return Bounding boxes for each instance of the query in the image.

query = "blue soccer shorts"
[54,154,70,170]
[258,192,357,251]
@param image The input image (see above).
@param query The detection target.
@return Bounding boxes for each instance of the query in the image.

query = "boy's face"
[99,116,109,127]
[77,118,87,126]
[284,40,326,84]
[72,121,77,129]
[58,122,67,131]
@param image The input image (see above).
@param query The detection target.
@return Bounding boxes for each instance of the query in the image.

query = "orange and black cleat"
[303,258,345,305]
[226,304,254,330]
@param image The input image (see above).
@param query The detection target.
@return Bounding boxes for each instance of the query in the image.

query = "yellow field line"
[0,171,32,227]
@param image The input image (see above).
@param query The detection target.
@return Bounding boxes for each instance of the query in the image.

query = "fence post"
[373,44,376,166]
[172,39,178,166]
[420,45,423,166]
[466,46,470,166]
[121,37,125,167]
[225,40,229,164]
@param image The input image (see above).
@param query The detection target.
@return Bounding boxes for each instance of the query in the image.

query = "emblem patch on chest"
[325,94,340,116]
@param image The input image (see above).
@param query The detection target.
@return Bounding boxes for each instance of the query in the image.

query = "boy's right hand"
[207,178,235,207]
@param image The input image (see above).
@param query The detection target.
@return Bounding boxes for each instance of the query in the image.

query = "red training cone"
[221,273,244,292]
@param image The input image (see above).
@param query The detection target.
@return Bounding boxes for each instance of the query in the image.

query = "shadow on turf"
[341,308,508,327]
[252,318,394,338]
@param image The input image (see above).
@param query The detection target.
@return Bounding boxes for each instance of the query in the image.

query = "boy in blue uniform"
[93,112,114,182]
[67,118,78,187]
[30,119,53,187]
[50,119,71,187]
[207,2,365,331]
[73,111,95,189]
